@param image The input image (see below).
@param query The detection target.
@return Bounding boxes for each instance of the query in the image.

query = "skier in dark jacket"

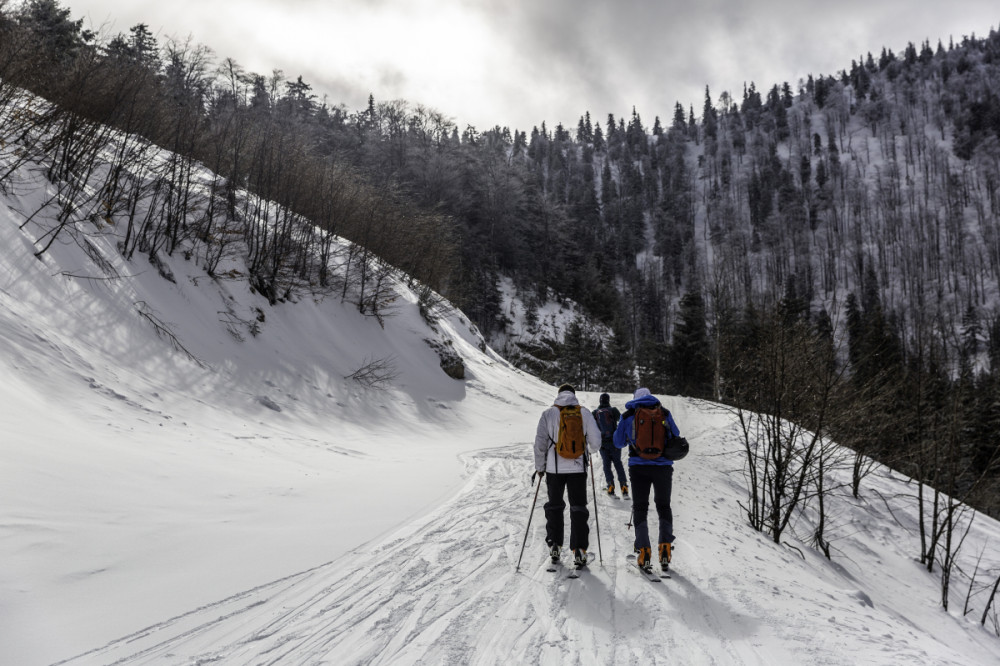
[592,393,627,497]
[613,387,685,572]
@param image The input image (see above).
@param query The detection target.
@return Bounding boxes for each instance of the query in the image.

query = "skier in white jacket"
[533,383,601,566]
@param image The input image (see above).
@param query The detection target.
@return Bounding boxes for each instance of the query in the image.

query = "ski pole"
[627,507,634,530]
[589,452,603,564]
[515,472,544,572]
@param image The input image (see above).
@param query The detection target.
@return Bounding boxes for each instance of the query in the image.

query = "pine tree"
[669,290,713,397]
[16,0,92,64]
[558,317,601,390]
[962,303,981,359]
[592,123,605,151]
[597,320,636,392]
[814,307,836,373]
[106,23,161,70]
[778,276,808,326]
[702,86,717,140]
[845,292,864,370]
[672,101,686,131]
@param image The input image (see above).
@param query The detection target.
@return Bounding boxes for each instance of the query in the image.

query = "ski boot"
[607,484,615,496]
[621,483,629,499]
[574,548,588,568]
[636,547,653,573]
[659,543,672,571]
[549,543,560,563]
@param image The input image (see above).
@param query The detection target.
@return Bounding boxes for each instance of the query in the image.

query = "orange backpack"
[555,405,586,459]
[632,405,668,459]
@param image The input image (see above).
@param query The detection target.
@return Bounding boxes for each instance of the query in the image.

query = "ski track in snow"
[55,446,760,665]
[52,437,993,666]
[50,444,868,665]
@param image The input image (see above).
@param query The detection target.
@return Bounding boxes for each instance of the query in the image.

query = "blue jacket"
[612,394,680,466]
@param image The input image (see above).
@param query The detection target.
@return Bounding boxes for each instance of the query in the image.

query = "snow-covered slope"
[2,157,1000,665]
[0,178,547,662]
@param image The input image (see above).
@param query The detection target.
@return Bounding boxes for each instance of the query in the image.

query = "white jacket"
[534,391,602,474]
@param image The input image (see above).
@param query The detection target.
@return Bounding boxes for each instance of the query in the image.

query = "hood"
[554,391,580,407]
[625,393,661,411]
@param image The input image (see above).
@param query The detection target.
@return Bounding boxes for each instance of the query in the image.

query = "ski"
[633,561,661,582]
[546,550,594,577]
[567,552,596,578]
[626,554,662,582]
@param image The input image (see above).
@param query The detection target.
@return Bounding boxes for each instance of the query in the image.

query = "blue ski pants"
[599,443,627,488]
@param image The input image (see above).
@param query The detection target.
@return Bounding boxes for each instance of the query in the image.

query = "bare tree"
[732,310,841,545]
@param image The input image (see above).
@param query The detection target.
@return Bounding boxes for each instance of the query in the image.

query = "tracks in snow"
[59,445,772,665]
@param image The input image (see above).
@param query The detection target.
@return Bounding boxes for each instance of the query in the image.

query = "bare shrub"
[345,355,398,389]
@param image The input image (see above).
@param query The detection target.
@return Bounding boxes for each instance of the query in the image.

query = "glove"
[531,470,545,483]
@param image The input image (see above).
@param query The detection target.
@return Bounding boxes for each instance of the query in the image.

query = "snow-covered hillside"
[2,152,1000,665]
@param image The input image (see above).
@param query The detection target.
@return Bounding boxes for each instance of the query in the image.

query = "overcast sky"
[61,0,999,133]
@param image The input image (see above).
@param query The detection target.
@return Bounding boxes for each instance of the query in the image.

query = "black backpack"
[594,406,617,439]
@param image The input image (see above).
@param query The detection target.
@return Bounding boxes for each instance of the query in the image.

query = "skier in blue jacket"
[613,387,683,572]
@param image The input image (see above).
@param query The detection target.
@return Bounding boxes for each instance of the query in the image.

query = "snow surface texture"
[3,171,1000,665]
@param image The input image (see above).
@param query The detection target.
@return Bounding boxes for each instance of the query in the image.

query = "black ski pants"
[544,472,589,551]
[629,464,674,550]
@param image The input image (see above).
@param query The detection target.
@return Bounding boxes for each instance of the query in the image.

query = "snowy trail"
[57,443,784,665]
[53,417,998,666]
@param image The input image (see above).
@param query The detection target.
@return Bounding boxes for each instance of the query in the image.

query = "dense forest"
[1,0,999,545]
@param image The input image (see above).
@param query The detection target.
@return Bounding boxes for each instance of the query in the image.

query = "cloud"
[62,0,1000,132]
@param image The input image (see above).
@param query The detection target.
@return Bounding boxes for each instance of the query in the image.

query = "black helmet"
[557,383,576,394]
[599,393,610,406]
